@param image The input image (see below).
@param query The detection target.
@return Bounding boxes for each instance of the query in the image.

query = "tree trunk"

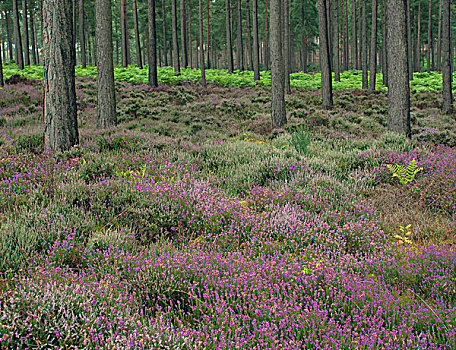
[361,0,368,89]
[387,0,411,138]
[13,0,24,69]
[318,0,333,108]
[270,0,286,127]
[199,0,206,86]
[1,13,5,63]
[6,11,14,61]
[0,43,3,86]
[369,0,377,91]
[253,0,260,80]
[133,0,142,68]
[162,0,168,66]
[226,0,234,72]
[442,0,452,113]
[351,0,357,69]
[43,0,79,152]
[172,0,180,74]
[427,0,432,72]
[437,0,442,70]
[23,0,30,66]
[115,21,119,65]
[265,0,269,70]
[246,0,252,69]
[180,0,188,67]
[236,0,244,70]
[407,0,413,79]
[342,0,348,71]
[358,0,362,69]
[95,0,117,129]
[283,0,291,91]
[188,1,192,68]
[143,35,147,66]
[382,0,388,86]
[415,0,421,71]
[301,3,307,73]
[30,6,37,65]
[149,0,158,86]
[79,0,86,68]
[207,0,211,67]
[120,0,129,67]
[333,0,340,81]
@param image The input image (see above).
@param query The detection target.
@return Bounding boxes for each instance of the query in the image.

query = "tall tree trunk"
[427,0,432,72]
[79,0,86,68]
[283,0,291,92]
[143,35,147,66]
[120,0,129,67]
[253,0,260,80]
[333,0,340,81]
[351,0,357,69]
[1,12,5,63]
[6,11,14,61]
[369,0,377,91]
[30,7,37,65]
[23,0,30,66]
[387,0,411,138]
[415,0,421,71]
[180,0,188,67]
[207,0,211,67]
[437,0,442,70]
[73,0,76,53]
[226,0,234,72]
[442,0,452,113]
[407,0,413,79]
[149,0,158,86]
[95,0,116,129]
[236,0,244,70]
[361,0,368,89]
[270,0,286,126]
[382,0,388,86]
[265,0,269,69]
[246,0,252,69]
[162,0,168,66]
[172,0,180,73]
[199,0,206,86]
[12,0,24,69]
[342,0,348,70]
[318,0,333,108]
[43,0,79,152]
[0,42,3,86]
[188,1,192,68]
[358,0,362,68]
[115,21,119,65]
[133,0,142,68]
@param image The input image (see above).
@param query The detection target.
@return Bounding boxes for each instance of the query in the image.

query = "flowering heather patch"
[1,79,456,348]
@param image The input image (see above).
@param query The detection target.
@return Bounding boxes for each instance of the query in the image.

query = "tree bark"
[442,0,452,113]
[0,42,3,86]
[12,0,24,69]
[407,0,413,79]
[342,0,348,71]
[437,0,442,70]
[180,0,188,67]
[207,0,211,67]
[30,6,37,65]
[415,0,421,71]
[283,0,291,91]
[236,0,244,70]
[23,0,30,66]
[95,0,117,129]
[351,0,357,69]
[162,0,168,66]
[43,0,79,152]
[253,0,260,80]
[387,0,411,138]
[427,0,432,72]
[133,0,142,68]
[188,1,192,68]
[361,0,368,89]
[318,0,333,109]
[333,0,340,81]
[172,0,180,74]
[226,0,234,72]
[270,0,286,127]
[381,0,388,86]
[6,11,14,61]
[301,3,307,73]
[199,0,206,87]
[149,0,158,86]
[369,0,377,91]
[264,0,269,70]
[79,0,86,68]
[120,0,129,67]
[246,0,252,69]
[1,12,5,63]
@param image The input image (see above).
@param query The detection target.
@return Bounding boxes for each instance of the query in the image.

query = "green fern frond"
[387,159,423,185]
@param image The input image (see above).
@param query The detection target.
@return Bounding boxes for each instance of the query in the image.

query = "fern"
[290,125,310,155]
[387,159,423,185]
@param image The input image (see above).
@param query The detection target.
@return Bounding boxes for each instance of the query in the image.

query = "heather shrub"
[78,157,115,183]
[16,134,44,154]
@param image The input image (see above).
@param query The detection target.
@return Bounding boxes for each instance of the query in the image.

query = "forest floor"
[0,76,455,348]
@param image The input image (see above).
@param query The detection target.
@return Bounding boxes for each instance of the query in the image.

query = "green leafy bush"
[290,125,311,155]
